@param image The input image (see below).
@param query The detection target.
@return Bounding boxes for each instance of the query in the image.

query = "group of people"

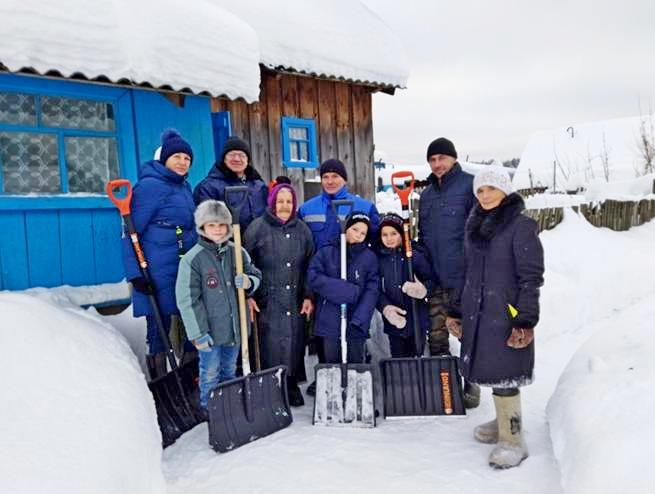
[121,130,544,470]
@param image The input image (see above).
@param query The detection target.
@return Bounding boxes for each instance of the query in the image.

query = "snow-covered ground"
[2,211,654,493]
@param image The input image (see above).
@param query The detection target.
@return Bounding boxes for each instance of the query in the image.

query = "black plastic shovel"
[312,200,376,428]
[380,172,466,418]
[207,186,293,452]
[107,179,203,447]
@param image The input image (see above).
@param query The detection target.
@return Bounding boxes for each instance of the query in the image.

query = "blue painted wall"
[0,74,218,291]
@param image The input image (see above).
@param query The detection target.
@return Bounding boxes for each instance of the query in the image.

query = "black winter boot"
[463,381,481,409]
[306,380,317,397]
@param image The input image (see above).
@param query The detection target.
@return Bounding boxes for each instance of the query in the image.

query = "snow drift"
[0,293,165,494]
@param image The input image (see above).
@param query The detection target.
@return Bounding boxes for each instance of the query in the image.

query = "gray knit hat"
[194,200,233,238]
[473,166,513,196]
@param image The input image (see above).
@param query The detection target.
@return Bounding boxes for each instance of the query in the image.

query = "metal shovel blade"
[381,355,466,418]
[312,363,376,428]
[147,356,204,447]
[207,365,292,453]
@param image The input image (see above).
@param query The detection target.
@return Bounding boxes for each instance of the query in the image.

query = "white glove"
[402,276,427,299]
[234,273,252,290]
[382,305,407,329]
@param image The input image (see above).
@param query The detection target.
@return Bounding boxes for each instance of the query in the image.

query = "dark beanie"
[160,129,193,165]
[221,136,251,163]
[345,212,371,234]
[426,137,457,161]
[319,158,348,181]
[379,212,404,239]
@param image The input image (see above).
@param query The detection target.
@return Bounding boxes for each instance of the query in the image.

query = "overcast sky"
[362,0,655,165]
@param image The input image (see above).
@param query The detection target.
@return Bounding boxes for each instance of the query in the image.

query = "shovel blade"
[312,363,376,428]
[148,356,203,447]
[207,366,292,453]
[381,356,466,418]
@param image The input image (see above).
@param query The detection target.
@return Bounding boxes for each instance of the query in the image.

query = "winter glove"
[402,276,428,299]
[445,317,462,338]
[130,277,154,295]
[193,334,214,352]
[234,273,252,290]
[507,328,534,349]
[168,315,187,359]
[382,305,407,329]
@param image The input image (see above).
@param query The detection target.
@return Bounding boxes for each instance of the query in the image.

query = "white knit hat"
[473,166,513,196]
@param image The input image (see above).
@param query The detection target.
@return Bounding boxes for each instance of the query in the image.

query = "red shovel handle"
[106,179,133,216]
[391,171,415,206]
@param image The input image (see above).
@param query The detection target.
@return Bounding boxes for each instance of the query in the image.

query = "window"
[281,117,318,168]
[0,90,120,194]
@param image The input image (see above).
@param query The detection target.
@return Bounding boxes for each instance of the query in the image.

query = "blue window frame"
[281,116,318,168]
[0,74,134,208]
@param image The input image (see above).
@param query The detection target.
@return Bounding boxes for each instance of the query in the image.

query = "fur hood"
[467,193,525,247]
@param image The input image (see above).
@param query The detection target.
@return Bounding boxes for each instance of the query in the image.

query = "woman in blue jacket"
[122,130,197,378]
[376,213,434,358]
[446,167,544,469]
[308,213,379,363]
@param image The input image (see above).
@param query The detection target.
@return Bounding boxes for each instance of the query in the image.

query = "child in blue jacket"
[376,213,434,358]
[308,213,379,364]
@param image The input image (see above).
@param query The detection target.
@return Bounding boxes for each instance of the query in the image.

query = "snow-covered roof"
[215,0,409,90]
[0,0,408,102]
[514,115,651,191]
[0,0,262,101]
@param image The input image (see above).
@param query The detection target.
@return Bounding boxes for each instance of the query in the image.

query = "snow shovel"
[312,200,376,428]
[207,185,292,453]
[380,172,466,418]
[106,179,203,447]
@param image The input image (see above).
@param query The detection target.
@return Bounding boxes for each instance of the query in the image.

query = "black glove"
[130,277,154,295]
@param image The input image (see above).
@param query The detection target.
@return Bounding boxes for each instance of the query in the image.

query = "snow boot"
[474,419,498,444]
[146,353,168,380]
[463,381,481,409]
[488,393,528,469]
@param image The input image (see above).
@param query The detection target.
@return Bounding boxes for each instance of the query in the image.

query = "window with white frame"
[0,90,120,194]
[281,116,318,168]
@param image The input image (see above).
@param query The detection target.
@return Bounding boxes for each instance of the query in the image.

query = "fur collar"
[467,193,525,247]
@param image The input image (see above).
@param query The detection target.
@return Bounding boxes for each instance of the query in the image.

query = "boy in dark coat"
[244,183,315,407]
[446,167,544,469]
[376,213,434,358]
[307,213,379,364]
[175,200,262,410]
[193,136,268,231]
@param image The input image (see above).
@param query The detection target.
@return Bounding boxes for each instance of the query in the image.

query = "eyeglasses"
[225,151,248,160]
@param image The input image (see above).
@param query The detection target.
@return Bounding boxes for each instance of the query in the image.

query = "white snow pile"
[0,292,164,494]
[0,0,261,100]
[514,115,654,191]
[215,0,409,89]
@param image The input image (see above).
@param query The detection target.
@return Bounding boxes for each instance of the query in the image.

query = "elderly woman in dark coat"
[243,183,315,407]
[446,167,544,470]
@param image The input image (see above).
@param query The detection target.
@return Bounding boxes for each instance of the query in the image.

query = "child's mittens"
[401,276,427,299]
[382,305,407,329]
[194,333,214,352]
[234,273,252,290]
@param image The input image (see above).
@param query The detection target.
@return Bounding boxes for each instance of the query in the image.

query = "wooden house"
[0,0,408,292]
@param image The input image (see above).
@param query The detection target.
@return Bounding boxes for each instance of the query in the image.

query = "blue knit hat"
[159,129,193,165]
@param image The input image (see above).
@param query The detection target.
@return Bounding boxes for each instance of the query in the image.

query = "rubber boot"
[463,381,481,409]
[146,353,168,380]
[474,419,498,444]
[488,393,528,469]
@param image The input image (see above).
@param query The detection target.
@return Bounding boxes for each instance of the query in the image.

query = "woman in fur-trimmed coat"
[447,167,544,470]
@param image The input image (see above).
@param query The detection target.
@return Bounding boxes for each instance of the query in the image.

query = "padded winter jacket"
[193,162,268,231]
[243,209,315,376]
[175,236,261,346]
[457,193,544,388]
[418,164,475,291]
[377,243,433,339]
[298,186,380,250]
[308,240,379,340]
[121,160,197,317]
